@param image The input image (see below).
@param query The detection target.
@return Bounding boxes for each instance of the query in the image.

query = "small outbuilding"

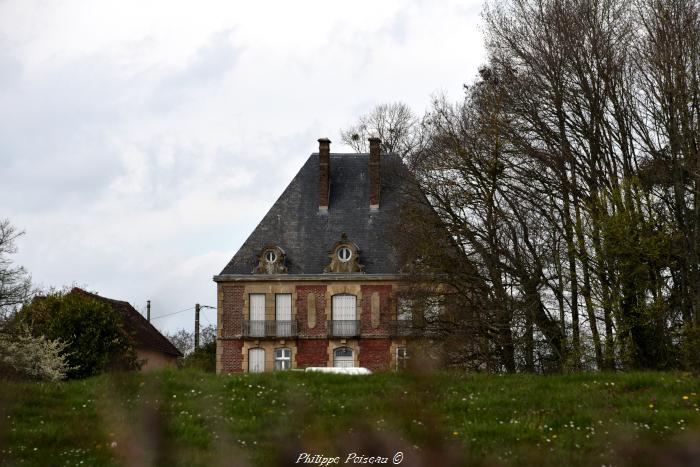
[70,288,182,371]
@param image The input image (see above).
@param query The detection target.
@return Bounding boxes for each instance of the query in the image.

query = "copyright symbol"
[392,451,404,464]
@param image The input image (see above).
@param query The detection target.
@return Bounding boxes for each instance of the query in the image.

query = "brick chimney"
[368,137,381,210]
[318,138,331,212]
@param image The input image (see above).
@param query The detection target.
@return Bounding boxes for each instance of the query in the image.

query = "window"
[275,294,292,336]
[249,348,265,373]
[395,297,413,336]
[255,246,287,274]
[333,347,354,367]
[331,294,357,336]
[249,294,266,337]
[396,347,408,371]
[275,348,291,370]
[337,246,352,262]
[423,296,442,322]
[397,297,413,321]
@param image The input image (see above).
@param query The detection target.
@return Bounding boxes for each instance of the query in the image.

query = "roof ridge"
[68,288,182,357]
[71,287,130,305]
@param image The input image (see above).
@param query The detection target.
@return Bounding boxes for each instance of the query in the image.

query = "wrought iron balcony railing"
[241,319,420,338]
[327,320,361,337]
[243,320,297,338]
[390,320,415,337]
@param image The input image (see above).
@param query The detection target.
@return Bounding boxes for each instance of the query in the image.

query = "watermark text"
[295,451,404,465]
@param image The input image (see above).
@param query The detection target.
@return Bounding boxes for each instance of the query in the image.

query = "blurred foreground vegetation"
[1,370,699,466]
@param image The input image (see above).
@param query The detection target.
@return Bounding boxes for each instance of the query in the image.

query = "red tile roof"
[70,288,182,357]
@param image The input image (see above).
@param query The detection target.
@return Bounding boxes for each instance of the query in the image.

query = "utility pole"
[193,304,215,351]
[147,300,151,322]
[194,303,200,350]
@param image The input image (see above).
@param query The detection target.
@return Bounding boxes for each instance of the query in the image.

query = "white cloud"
[0,0,485,333]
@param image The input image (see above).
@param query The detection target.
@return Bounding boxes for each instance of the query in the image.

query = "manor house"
[214,138,416,373]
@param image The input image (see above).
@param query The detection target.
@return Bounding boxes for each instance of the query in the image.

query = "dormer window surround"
[254,245,288,274]
[324,233,364,273]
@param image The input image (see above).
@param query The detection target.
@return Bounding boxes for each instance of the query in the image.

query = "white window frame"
[265,250,277,263]
[397,297,413,321]
[248,348,265,373]
[274,347,291,370]
[337,246,352,262]
[333,347,354,368]
[396,347,408,371]
[275,293,292,337]
[331,294,357,336]
[249,294,266,337]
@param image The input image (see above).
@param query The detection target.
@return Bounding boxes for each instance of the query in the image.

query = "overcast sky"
[1,0,485,334]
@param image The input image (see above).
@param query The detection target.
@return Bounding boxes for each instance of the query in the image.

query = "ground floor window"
[275,348,291,370]
[248,348,265,373]
[333,347,354,368]
[396,347,408,371]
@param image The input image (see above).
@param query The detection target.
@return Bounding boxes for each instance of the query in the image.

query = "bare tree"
[340,102,424,160]
[166,324,216,357]
[0,219,31,321]
[337,0,700,372]
[400,0,700,372]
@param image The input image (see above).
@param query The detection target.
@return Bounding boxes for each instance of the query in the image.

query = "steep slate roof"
[70,288,183,357]
[219,152,411,275]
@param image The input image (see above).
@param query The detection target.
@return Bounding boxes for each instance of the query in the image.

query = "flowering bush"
[0,324,72,380]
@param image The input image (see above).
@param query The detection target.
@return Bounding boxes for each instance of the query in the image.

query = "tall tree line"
[346,0,700,371]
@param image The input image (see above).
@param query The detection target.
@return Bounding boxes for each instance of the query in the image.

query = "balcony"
[241,319,417,339]
[243,320,297,338]
[390,320,415,337]
[328,320,361,337]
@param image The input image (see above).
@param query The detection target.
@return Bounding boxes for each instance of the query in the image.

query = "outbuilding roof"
[70,288,183,357]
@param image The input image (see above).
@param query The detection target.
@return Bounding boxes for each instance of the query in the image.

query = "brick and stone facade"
[297,338,330,368]
[359,339,392,371]
[214,279,410,373]
[214,138,418,373]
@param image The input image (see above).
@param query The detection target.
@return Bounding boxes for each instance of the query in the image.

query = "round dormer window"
[337,246,352,262]
[265,250,277,263]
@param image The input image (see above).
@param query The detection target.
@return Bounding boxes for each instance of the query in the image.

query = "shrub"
[181,341,216,372]
[0,324,72,381]
[17,290,138,378]
[680,324,700,371]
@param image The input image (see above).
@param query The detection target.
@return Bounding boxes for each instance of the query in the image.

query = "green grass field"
[1,370,699,466]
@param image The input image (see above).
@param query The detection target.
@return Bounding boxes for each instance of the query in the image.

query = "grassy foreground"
[1,370,699,466]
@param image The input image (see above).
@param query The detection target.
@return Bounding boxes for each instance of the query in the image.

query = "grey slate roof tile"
[219,152,411,275]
